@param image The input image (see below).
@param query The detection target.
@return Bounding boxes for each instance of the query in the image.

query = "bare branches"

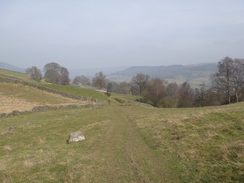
[212,57,244,104]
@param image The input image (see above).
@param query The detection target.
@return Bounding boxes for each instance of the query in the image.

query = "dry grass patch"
[0,83,92,114]
[0,93,40,113]
[3,145,12,151]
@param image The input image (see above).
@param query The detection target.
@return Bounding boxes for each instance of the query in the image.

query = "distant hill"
[0,62,25,73]
[108,63,218,88]
[69,66,128,80]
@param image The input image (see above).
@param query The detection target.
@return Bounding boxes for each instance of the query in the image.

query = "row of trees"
[26,63,108,89]
[129,57,244,107]
[73,72,107,90]
[26,57,244,108]
[43,63,70,85]
[128,75,196,108]
[26,62,70,85]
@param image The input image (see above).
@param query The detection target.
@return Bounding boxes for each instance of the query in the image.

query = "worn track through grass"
[82,106,175,183]
[1,101,242,182]
[0,105,176,183]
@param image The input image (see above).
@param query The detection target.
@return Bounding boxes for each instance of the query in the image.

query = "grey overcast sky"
[0,0,244,69]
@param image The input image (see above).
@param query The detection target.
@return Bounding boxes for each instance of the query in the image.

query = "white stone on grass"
[68,131,85,143]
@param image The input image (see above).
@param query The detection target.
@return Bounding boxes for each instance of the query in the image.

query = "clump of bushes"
[105,92,111,97]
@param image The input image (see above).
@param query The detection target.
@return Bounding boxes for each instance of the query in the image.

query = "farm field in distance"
[0,83,93,114]
[0,70,243,183]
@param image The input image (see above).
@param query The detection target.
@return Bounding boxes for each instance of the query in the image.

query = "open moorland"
[0,69,243,183]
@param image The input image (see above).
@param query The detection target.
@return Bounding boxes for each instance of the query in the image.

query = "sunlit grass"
[0,69,243,182]
[39,83,109,101]
[0,83,77,104]
[0,69,109,101]
[110,93,141,102]
[0,69,37,83]
[130,103,244,183]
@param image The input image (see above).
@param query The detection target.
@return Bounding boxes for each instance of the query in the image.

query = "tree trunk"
[236,92,239,103]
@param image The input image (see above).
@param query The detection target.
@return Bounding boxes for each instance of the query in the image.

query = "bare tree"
[43,62,70,85]
[59,67,70,85]
[178,82,195,108]
[43,62,61,84]
[26,66,42,82]
[144,78,166,107]
[44,69,60,83]
[92,72,107,90]
[130,73,149,96]
[211,57,235,104]
[43,62,60,74]
[194,84,207,107]
[107,82,118,93]
[117,82,131,94]
[232,59,244,102]
[161,82,180,108]
[73,75,90,86]
[204,88,222,106]
[107,81,131,94]
[166,82,180,98]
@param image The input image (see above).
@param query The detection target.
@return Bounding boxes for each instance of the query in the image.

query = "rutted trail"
[1,98,243,182]
[0,105,177,183]
[82,106,175,183]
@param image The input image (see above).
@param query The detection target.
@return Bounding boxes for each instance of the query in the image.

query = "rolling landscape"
[0,68,243,182]
[1,1,244,182]
[0,62,217,88]
[108,63,217,87]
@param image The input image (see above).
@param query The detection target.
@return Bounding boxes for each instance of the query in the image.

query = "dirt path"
[82,106,175,183]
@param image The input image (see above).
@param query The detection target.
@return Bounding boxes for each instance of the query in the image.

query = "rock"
[0,113,7,117]
[1,126,17,135]
[68,131,85,143]
[24,122,35,126]
[11,110,21,115]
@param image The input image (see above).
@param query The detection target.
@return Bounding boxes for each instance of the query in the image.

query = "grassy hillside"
[0,69,243,182]
[0,83,92,114]
[39,83,108,101]
[0,69,31,82]
[132,104,244,182]
[0,102,243,182]
[110,92,141,102]
[0,69,109,101]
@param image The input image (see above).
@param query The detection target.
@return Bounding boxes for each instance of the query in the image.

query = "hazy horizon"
[1,0,244,70]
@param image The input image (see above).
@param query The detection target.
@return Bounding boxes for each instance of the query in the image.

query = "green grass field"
[39,83,109,101]
[0,69,37,83]
[0,69,243,182]
[0,103,243,182]
[0,69,109,101]
[0,83,86,105]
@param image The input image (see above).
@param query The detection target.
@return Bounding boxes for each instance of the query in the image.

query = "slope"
[0,105,177,183]
[0,70,243,182]
[0,69,109,102]
[0,102,243,182]
[0,83,92,114]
